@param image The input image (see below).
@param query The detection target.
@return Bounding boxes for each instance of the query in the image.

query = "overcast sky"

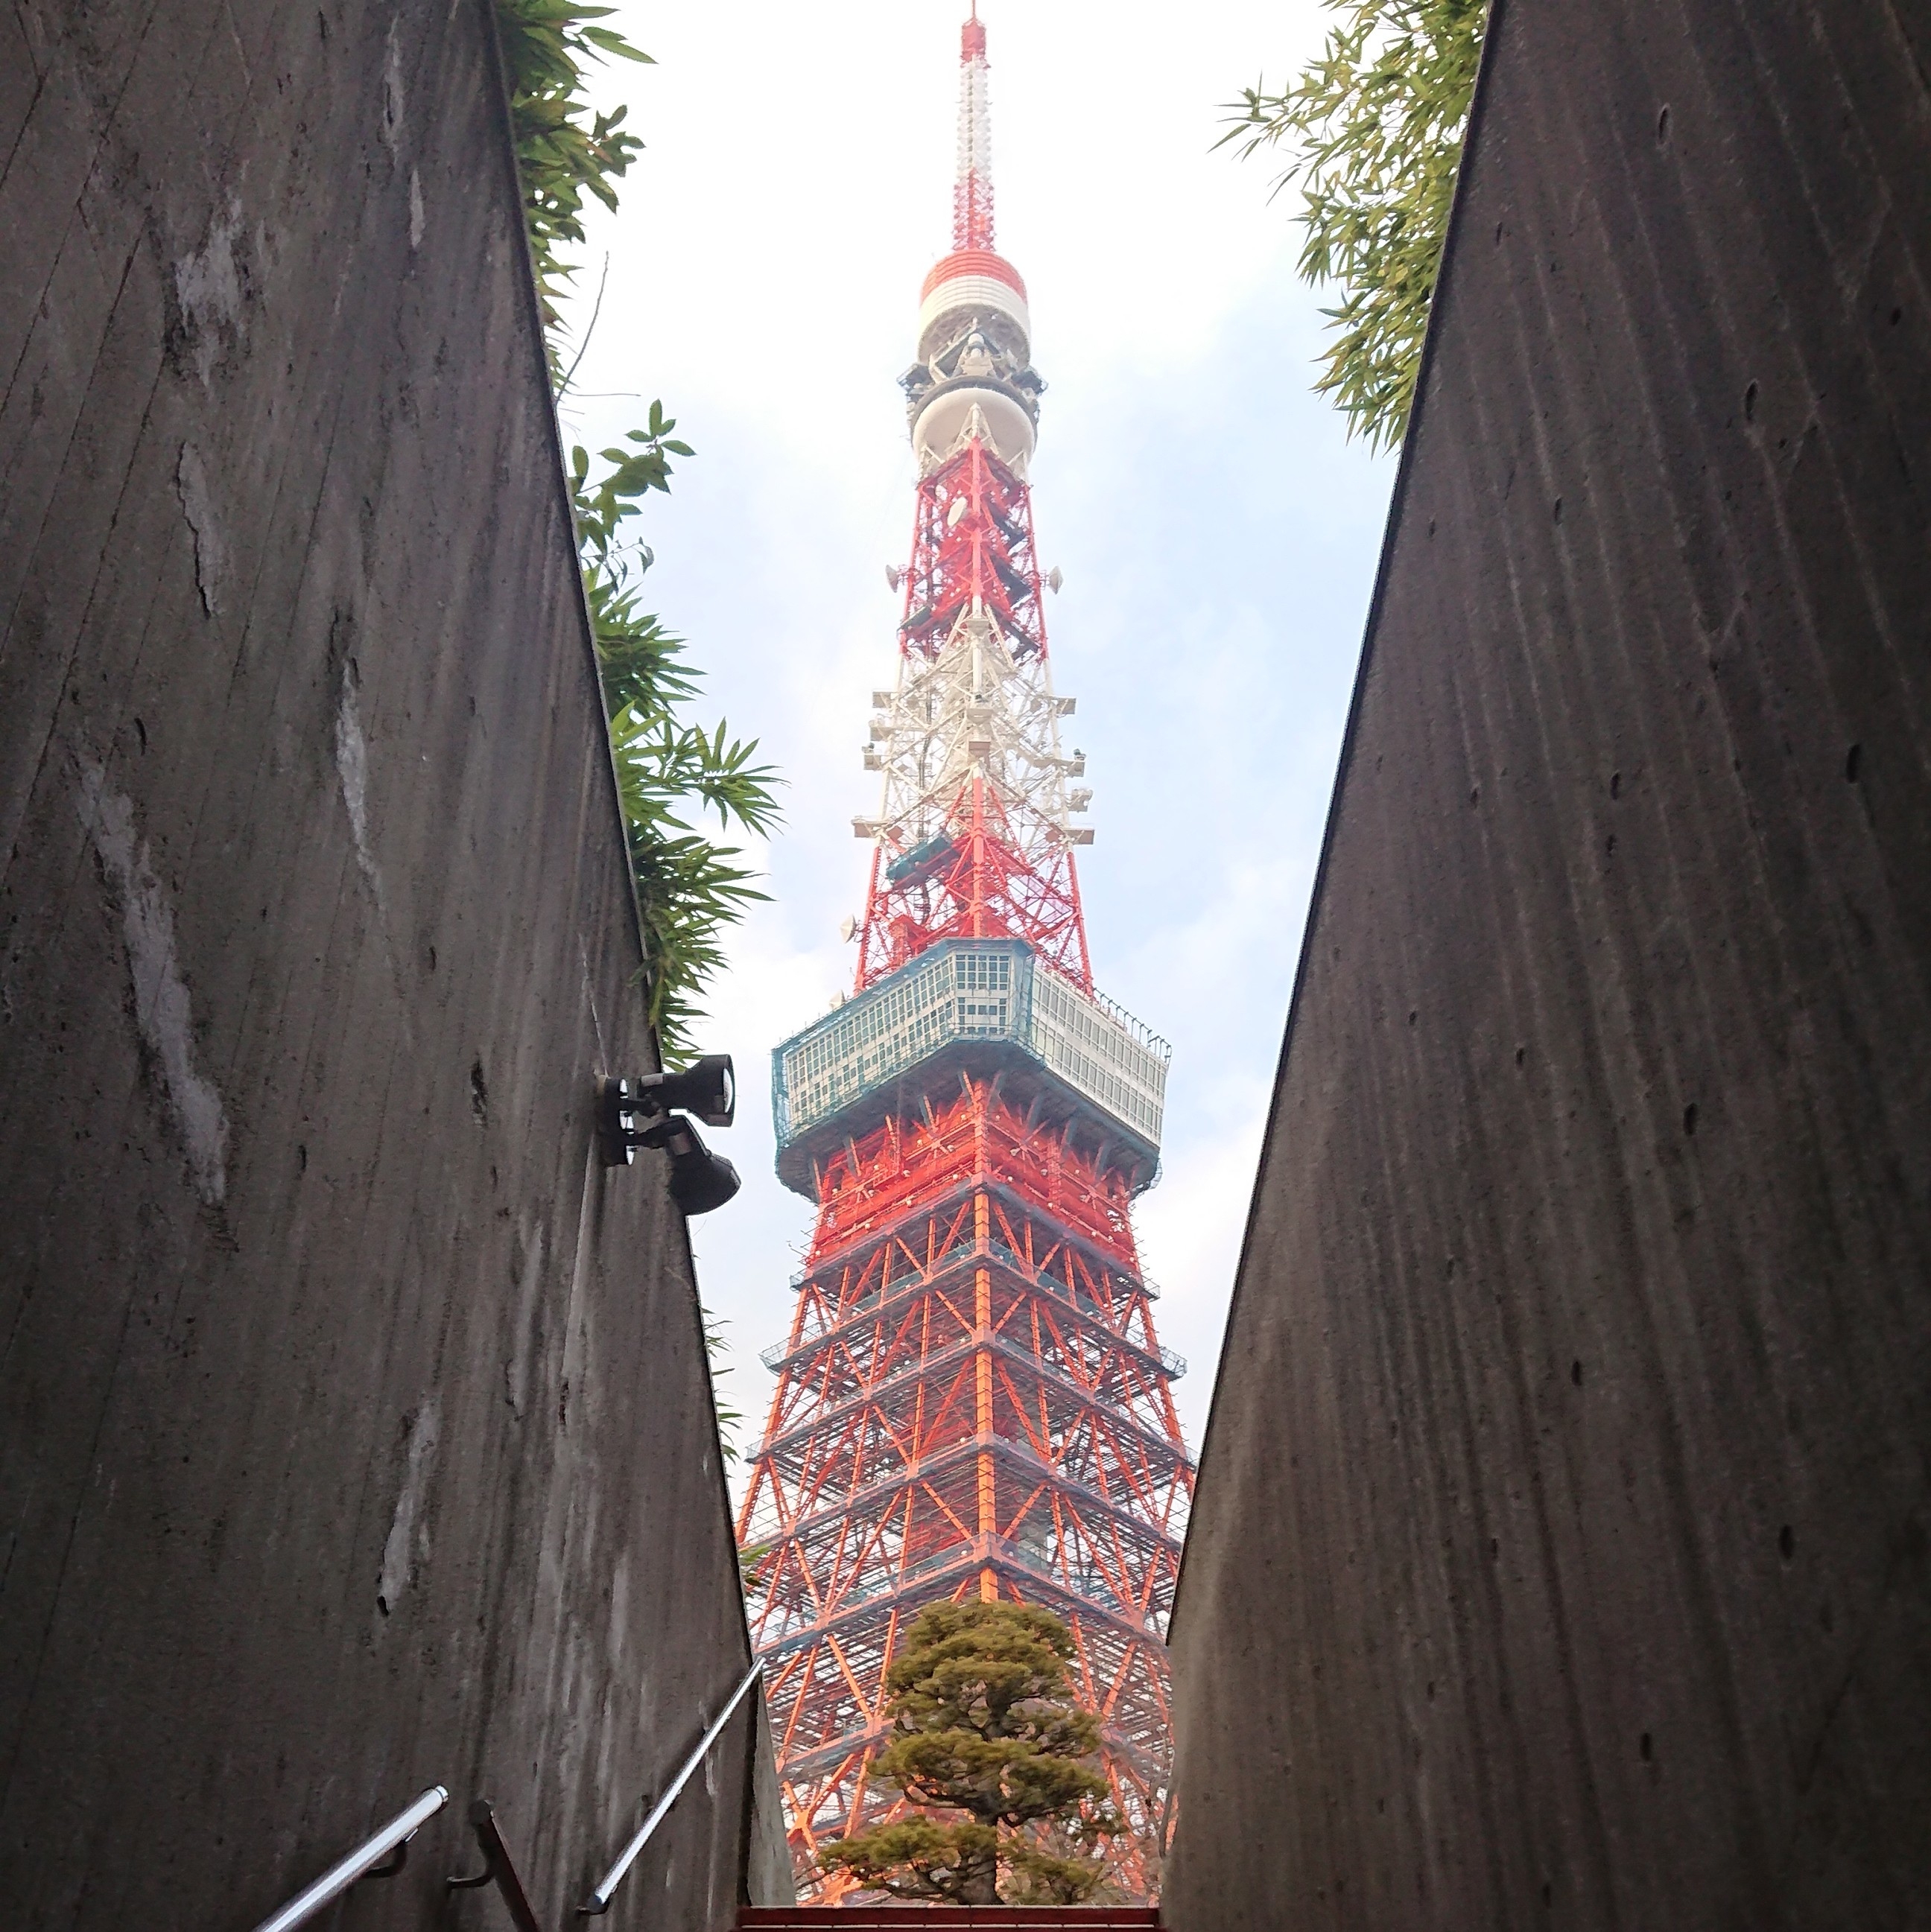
[566,2,1398,1475]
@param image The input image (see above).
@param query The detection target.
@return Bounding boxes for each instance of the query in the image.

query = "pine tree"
[818,1602,1122,1904]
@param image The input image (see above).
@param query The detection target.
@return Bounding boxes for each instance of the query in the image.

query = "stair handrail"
[251,1785,449,1932]
[579,1659,763,1916]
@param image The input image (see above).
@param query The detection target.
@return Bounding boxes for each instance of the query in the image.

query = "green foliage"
[739,1538,773,1596]
[1221,0,1486,449]
[495,3,782,1065]
[824,1819,1003,1903]
[819,1603,1120,1904]
[702,1309,744,1467]
[495,0,648,360]
[570,411,781,1060]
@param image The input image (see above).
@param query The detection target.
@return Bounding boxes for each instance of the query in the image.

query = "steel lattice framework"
[738,10,1193,1904]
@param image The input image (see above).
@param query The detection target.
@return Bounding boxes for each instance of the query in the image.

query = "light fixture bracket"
[595,1058,741,1214]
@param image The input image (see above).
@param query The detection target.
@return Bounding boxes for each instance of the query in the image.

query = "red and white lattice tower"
[737,10,1193,1902]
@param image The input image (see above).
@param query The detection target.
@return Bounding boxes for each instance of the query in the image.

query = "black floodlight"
[596,1056,740,1216]
[594,1112,738,1214]
[653,1116,741,1216]
[630,1053,735,1127]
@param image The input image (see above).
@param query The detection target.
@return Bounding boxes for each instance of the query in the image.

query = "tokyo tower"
[737,10,1193,1901]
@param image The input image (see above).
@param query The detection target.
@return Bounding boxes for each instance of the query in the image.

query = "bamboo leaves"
[570,427,781,1062]
[497,1,783,1065]
[496,1,650,349]
[1222,0,1485,449]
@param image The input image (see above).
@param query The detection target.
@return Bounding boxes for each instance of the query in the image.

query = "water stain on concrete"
[376,1396,440,1616]
[173,197,247,387]
[74,758,229,1205]
[334,662,383,906]
[174,443,226,617]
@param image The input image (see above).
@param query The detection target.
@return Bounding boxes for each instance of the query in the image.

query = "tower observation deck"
[737,13,1194,1901]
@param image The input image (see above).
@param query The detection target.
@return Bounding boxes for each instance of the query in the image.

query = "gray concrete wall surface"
[0,3,787,1926]
[1164,0,1931,1926]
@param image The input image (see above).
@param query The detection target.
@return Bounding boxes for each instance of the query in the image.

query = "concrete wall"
[1165,0,1931,1926]
[0,4,786,1927]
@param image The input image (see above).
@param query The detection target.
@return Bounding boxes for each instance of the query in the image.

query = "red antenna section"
[954,10,995,250]
[739,11,1193,1906]
[857,434,1090,993]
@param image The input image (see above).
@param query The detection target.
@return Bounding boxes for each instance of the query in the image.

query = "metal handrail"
[578,1659,763,1916]
[251,1785,449,1932]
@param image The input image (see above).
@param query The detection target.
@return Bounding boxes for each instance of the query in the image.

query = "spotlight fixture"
[634,1053,736,1126]
[597,1054,741,1213]
[637,1115,742,1216]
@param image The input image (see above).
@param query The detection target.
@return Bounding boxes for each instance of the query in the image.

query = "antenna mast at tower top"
[954,7,995,250]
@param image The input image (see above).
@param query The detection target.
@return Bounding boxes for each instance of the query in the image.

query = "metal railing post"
[448,1799,548,1932]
